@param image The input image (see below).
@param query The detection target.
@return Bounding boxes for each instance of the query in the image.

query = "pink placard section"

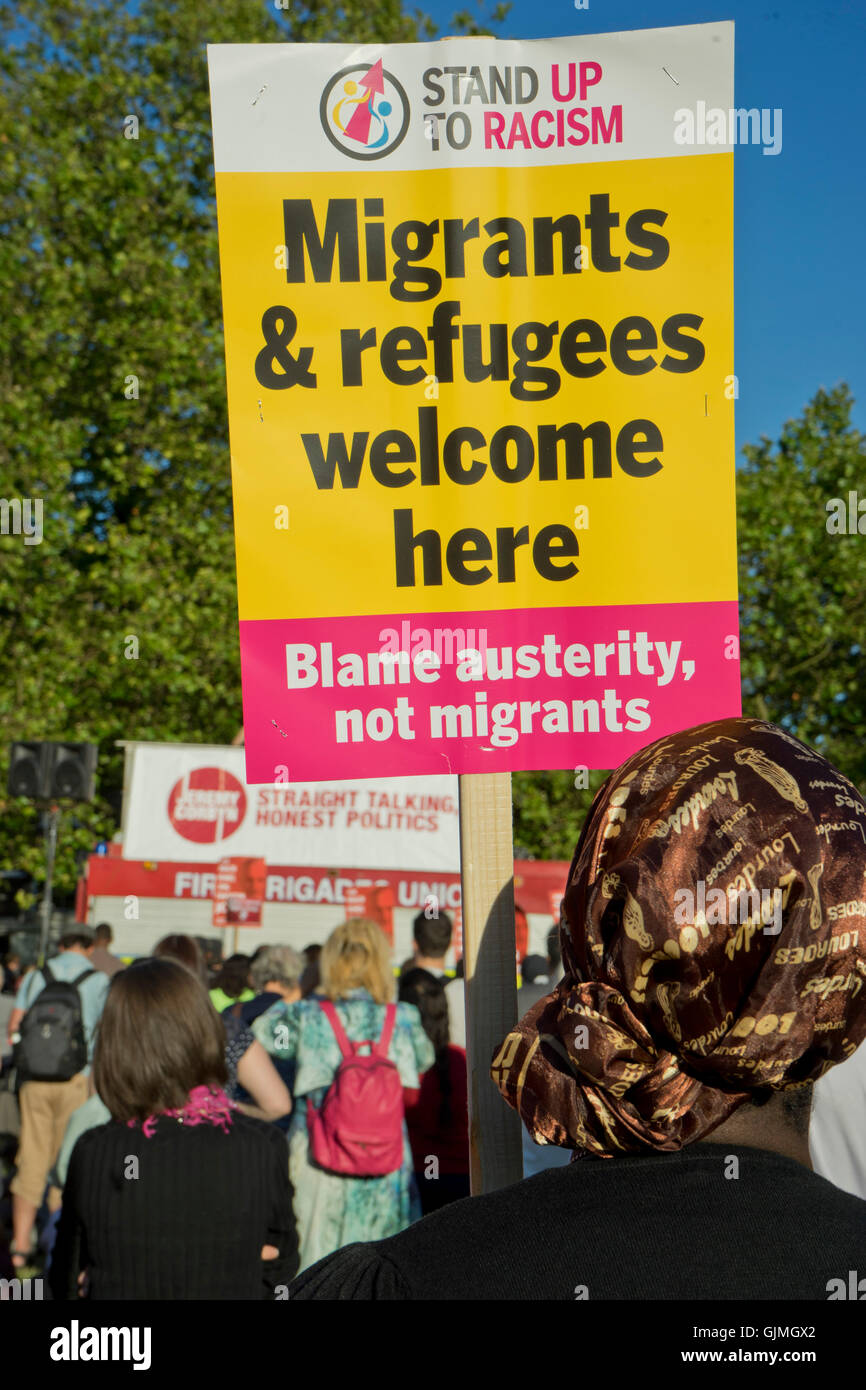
[239,602,741,784]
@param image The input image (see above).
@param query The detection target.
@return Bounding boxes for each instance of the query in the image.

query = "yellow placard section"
[216,155,734,621]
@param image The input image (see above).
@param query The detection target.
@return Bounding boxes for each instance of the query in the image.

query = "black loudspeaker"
[7,742,53,798]
[7,741,97,802]
[49,743,97,800]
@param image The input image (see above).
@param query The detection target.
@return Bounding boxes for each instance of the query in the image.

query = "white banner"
[120,742,459,870]
[208,23,734,175]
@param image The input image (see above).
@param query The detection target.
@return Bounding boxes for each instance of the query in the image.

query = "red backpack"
[307,999,404,1177]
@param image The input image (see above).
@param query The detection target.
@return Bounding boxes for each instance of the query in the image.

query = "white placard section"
[208,23,734,175]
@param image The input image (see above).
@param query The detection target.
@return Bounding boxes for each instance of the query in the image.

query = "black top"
[289,1143,866,1300]
[228,991,284,1026]
[49,1112,298,1300]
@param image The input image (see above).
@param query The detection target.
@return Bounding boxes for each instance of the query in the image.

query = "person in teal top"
[208,952,255,1015]
[54,1091,110,1188]
[253,919,434,1273]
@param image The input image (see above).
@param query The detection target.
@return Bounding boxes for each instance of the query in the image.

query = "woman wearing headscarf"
[288,717,866,1299]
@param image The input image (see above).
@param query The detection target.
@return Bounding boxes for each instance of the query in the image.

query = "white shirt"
[809,1040,866,1199]
[445,977,466,1050]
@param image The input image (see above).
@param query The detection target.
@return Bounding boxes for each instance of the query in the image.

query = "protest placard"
[208,23,739,788]
[212,855,266,931]
[208,23,738,1190]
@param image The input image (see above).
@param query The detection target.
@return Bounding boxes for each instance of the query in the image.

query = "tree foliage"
[0,4,862,898]
[736,384,866,783]
[448,2,512,36]
[0,0,438,904]
[512,385,866,860]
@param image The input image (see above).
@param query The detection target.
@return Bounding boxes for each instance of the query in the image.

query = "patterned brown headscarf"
[491,717,866,1155]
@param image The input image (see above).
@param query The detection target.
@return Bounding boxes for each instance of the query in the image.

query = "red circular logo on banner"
[167,768,247,845]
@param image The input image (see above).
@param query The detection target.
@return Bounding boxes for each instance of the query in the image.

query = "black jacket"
[50,1112,298,1300]
[289,1142,866,1300]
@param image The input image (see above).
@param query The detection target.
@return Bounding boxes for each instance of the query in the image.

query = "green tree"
[448,2,512,36]
[1,4,862,900]
[512,766,608,864]
[512,384,866,861]
[0,0,437,906]
[736,383,866,784]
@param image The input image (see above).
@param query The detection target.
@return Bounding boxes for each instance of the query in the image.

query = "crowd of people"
[1,715,865,1300]
[0,908,477,1294]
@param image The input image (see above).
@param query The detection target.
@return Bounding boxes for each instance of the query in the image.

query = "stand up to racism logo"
[320,58,410,160]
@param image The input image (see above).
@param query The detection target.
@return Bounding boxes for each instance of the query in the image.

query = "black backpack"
[16,964,97,1082]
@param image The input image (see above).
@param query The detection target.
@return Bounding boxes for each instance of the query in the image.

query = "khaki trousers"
[11,1073,89,1209]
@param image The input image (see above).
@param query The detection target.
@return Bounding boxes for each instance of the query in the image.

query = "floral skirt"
[289,1095,421,1273]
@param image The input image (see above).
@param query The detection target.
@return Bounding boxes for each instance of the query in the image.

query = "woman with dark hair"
[152,933,208,985]
[54,939,290,1191]
[398,968,469,1213]
[159,939,288,1121]
[209,953,254,1013]
[49,958,298,1299]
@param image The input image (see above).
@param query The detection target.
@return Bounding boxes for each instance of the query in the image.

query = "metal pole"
[38,805,60,967]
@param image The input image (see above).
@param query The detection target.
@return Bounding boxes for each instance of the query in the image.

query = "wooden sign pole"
[459,770,523,1194]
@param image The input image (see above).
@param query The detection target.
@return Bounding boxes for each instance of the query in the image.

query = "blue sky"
[422,0,866,457]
